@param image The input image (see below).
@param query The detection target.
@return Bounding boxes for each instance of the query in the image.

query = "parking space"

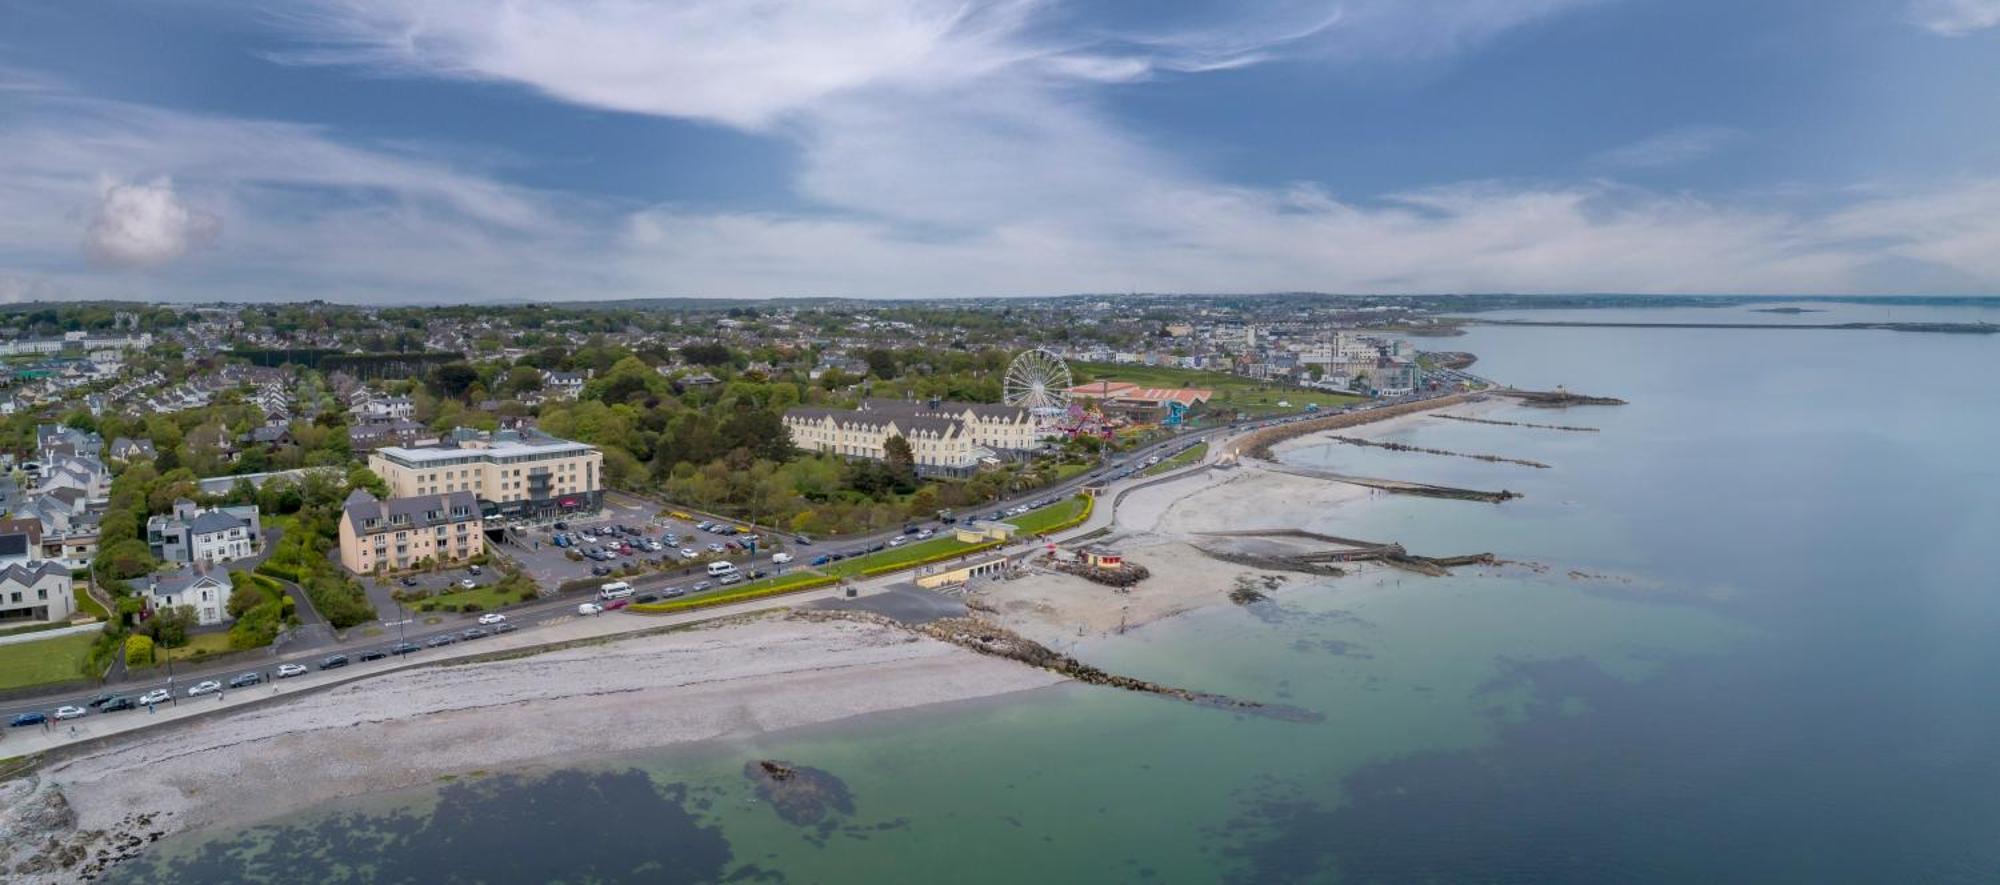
[360,562,500,620]
[493,499,790,594]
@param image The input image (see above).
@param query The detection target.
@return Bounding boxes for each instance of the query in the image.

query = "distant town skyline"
[3,0,1999,303]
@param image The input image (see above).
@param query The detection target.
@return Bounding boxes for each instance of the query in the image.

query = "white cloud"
[1910,0,2000,35]
[84,176,223,267]
[1592,126,1742,169]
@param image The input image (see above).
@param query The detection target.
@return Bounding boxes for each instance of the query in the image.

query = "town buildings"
[146,499,263,567]
[336,489,484,574]
[367,428,603,519]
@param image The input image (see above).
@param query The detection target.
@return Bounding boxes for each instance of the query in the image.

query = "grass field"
[414,581,528,613]
[1074,362,1365,416]
[72,585,110,620]
[0,633,95,690]
[159,632,233,663]
[1143,442,1208,476]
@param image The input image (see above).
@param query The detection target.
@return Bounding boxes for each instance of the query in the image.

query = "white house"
[147,499,262,566]
[0,561,75,627]
[146,570,230,626]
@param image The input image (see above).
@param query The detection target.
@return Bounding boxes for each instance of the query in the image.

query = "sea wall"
[1236,392,1477,461]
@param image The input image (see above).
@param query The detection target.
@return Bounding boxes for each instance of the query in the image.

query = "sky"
[1,0,1998,303]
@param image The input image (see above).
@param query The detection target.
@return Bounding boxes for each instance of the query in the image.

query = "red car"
[604,598,630,610]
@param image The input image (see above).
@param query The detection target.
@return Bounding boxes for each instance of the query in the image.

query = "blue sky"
[2,0,1997,302]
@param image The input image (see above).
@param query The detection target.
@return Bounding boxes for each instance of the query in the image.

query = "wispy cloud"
[1592,125,1743,169]
[1909,0,2000,35]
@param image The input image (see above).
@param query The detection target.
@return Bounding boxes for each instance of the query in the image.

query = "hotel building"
[367,428,603,520]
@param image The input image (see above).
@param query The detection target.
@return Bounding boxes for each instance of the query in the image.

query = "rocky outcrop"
[0,775,167,882]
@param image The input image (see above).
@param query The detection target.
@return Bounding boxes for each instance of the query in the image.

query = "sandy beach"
[2,615,1062,882]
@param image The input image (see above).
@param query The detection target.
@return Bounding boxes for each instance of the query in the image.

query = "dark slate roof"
[186,510,251,536]
[0,532,28,558]
[0,561,66,587]
[342,490,481,536]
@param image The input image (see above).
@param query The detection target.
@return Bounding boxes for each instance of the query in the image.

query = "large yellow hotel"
[366,427,604,521]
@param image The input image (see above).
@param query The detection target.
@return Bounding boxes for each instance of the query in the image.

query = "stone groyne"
[1237,392,1476,460]
[1321,435,1551,469]
[1493,389,1627,407]
[1430,414,1598,432]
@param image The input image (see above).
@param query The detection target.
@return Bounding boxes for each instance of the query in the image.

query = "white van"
[597,581,634,601]
[705,561,738,578]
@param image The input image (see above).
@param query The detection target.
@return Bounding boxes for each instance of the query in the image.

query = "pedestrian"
[148,703,156,715]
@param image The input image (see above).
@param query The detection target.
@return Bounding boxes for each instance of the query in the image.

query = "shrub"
[124,633,154,667]
[462,602,482,612]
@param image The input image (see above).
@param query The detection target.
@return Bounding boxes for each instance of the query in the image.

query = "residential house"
[145,569,230,626]
[336,489,484,573]
[0,561,74,626]
[147,499,263,566]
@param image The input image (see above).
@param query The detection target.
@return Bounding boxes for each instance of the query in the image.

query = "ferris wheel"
[1004,348,1074,414]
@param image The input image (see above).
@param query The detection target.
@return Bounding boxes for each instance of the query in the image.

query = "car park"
[277,663,308,678]
[318,654,350,671]
[10,712,46,727]
[54,705,87,721]
[101,696,137,712]
[478,612,507,625]
[139,689,172,706]
[229,672,264,688]
[188,680,223,696]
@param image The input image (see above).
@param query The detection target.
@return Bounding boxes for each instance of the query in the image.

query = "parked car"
[400,576,419,587]
[680,548,699,559]
[318,654,350,671]
[663,587,686,599]
[229,672,264,688]
[54,705,87,721]
[553,521,569,530]
[493,622,518,634]
[888,536,908,547]
[461,627,490,640]
[915,529,935,540]
[459,578,478,589]
[771,552,794,565]
[578,602,604,616]
[811,554,832,566]
[691,581,712,592]
[794,534,813,545]
[390,642,422,656]
[718,572,742,585]
[590,564,612,577]
[604,598,630,610]
[477,612,507,625]
[467,565,482,575]
[101,696,137,713]
[636,593,659,604]
[187,680,223,696]
[706,542,725,553]
[139,689,172,706]
[10,712,46,727]
[425,634,457,648]
[277,663,308,678]
[360,649,389,662]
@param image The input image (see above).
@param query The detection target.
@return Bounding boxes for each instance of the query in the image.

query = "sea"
[109,301,2000,883]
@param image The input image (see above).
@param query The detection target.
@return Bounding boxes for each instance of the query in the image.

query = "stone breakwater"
[1237,393,1477,461]
[796,611,1322,724]
[1493,389,1627,407]
[1321,434,1551,469]
[1429,414,1598,432]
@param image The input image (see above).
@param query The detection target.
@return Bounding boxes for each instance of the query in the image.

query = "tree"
[427,362,480,400]
[346,464,390,499]
[883,434,916,477]
[505,365,543,395]
[864,349,899,380]
[143,605,197,649]
[680,342,734,367]
[124,634,155,667]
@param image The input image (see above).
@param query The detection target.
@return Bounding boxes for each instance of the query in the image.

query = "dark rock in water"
[745,760,856,826]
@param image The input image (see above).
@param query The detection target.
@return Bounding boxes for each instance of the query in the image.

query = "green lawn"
[1075,362,1365,416]
[1008,496,1090,534]
[820,496,1092,577]
[158,632,233,663]
[412,580,532,613]
[1143,442,1208,476]
[72,585,110,620]
[0,633,97,690]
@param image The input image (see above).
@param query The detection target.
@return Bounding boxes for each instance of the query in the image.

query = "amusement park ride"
[1004,348,1198,440]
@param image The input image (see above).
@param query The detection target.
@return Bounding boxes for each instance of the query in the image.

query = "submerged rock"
[744,760,856,826]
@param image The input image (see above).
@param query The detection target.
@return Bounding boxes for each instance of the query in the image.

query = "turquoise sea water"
[112,310,2000,883]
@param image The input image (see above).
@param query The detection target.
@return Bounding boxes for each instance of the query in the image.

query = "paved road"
[0,389,1472,724]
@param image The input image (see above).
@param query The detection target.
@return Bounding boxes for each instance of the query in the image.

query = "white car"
[888,536,909,547]
[680,548,699,559]
[187,680,223,697]
[139,689,171,706]
[459,578,478,589]
[770,552,793,565]
[54,705,87,721]
[477,612,507,625]
[916,529,935,540]
[276,663,308,679]
[577,602,603,616]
